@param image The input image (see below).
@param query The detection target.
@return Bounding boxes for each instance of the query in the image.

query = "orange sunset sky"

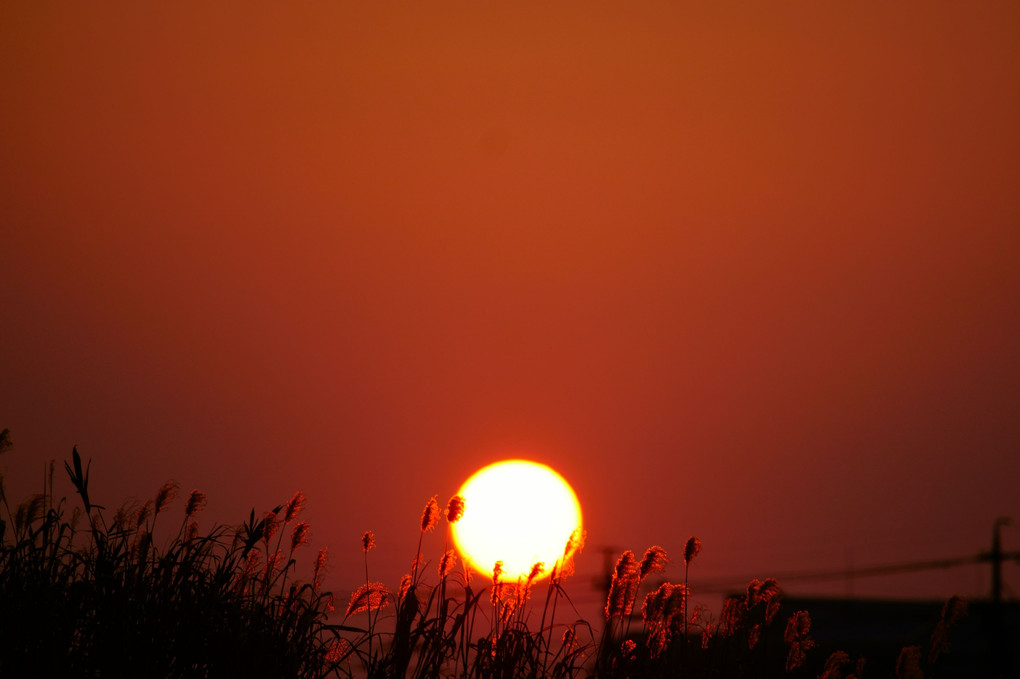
[2,2,1018,607]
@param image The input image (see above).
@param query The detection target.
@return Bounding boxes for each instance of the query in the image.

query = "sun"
[451,459,582,582]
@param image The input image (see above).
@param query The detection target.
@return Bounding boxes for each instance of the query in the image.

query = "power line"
[690,551,1020,594]
[584,519,1020,598]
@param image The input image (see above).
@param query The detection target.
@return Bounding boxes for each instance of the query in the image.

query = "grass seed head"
[346,582,391,616]
[263,510,280,544]
[748,624,762,650]
[605,550,638,621]
[527,560,545,584]
[445,495,465,523]
[684,536,701,567]
[420,495,440,533]
[361,530,376,553]
[284,490,306,523]
[154,481,179,514]
[185,489,206,517]
[819,651,851,679]
[639,545,669,579]
[784,610,816,672]
[642,582,673,626]
[313,547,329,590]
[491,560,505,607]
[438,549,456,578]
[562,626,576,652]
[398,574,412,601]
[290,521,310,551]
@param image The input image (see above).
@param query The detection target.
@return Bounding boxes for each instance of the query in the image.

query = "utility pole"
[989,517,1010,675]
[991,516,1010,604]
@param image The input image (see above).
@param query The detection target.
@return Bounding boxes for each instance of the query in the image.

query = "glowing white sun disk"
[451,459,582,582]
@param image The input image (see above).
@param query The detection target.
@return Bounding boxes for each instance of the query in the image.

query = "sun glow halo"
[451,460,582,582]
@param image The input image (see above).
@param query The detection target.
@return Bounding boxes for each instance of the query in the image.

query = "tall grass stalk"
[0,443,972,678]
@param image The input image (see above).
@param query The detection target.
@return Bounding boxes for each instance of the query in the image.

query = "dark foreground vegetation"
[0,433,970,678]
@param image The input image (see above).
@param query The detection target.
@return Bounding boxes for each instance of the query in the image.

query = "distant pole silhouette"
[595,546,617,608]
[989,516,1011,675]
[990,516,1010,604]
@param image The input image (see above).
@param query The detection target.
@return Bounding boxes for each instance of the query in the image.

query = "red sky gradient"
[2,3,1019,610]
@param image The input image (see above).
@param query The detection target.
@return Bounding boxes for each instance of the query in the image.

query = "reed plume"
[290,521,310,551]
[562,626,576,652]
[701,622,715,650]
[605,550,637,621]
[642,582,680,657]
[682,536,701,637]
[518,561,545,607]
[263,510,280,545]
[642,582,672,627]
[421,495,440,533]
[411,496,439,583]
[719,595,744,637]
[553,528,586,584]
[345,582,391,617]
[653,583,690,654]
[325,639,350,665]
[747,577,782,623]
[313,547,329,590]
[784,610,815,672]
[666,583,689,626]
[639,545,668,579]
[619,638,637,662]
[284,490,305,522]
[500,596,517,627]
[154,481,179,514]
[361,530,376,552]
[491,560,505,608]
[445,495,465,523]
[438,549,456,578]
[819,651,851,679]
[184,489,206,517]
[398,574,412,600]
[748,624,762,650]
[683,536,701,567]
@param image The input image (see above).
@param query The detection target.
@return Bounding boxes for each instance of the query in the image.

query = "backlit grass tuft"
[0,443,968,678]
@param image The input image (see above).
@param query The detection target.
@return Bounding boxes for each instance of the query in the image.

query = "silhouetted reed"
[0,447,347,679]
[0,442,973,678]
[784,609,815,672]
